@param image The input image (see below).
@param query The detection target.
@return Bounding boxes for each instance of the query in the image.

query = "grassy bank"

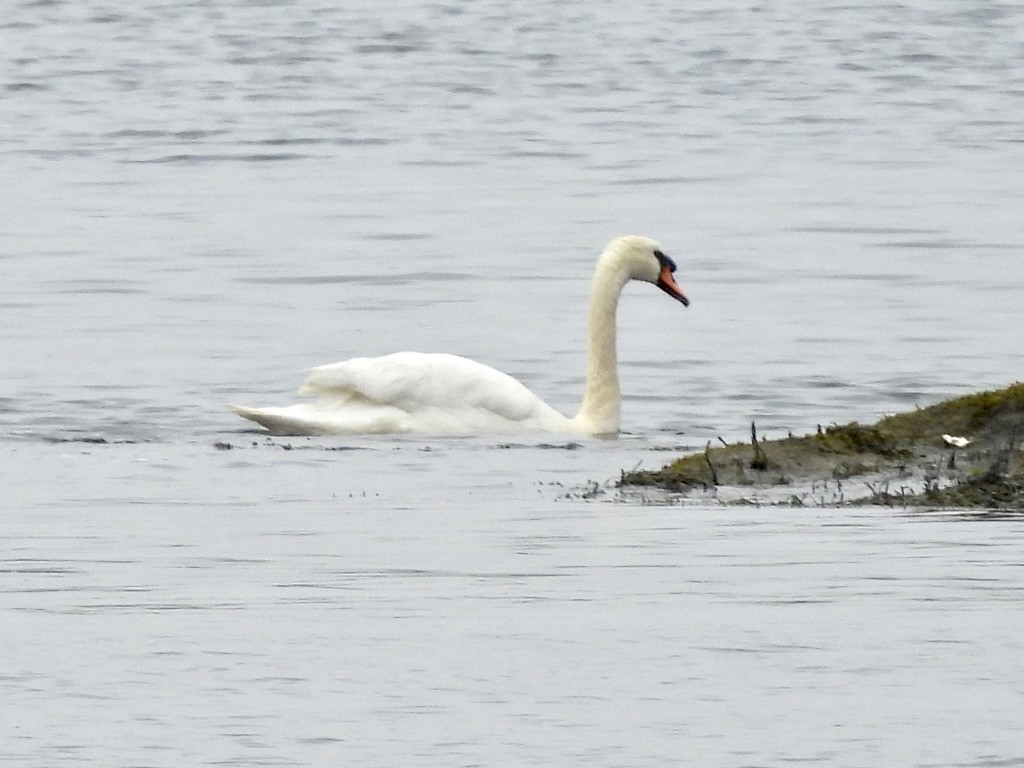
[622,383,1024,510]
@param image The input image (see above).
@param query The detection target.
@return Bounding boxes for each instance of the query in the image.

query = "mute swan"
[230,235,688,436]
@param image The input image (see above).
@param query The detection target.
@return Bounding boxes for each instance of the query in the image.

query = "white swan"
[230,235,688,436]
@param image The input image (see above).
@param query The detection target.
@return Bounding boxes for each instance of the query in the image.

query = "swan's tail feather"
[229,402,410,435]
[229,404,327,436]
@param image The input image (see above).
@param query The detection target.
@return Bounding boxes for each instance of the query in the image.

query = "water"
[3,1,1024,765]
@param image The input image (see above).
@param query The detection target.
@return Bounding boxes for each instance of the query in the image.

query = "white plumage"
[230,235,688,436]
[232,352,569,435]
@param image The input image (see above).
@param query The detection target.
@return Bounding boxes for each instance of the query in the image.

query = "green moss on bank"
[622,382,1024,510]
[876,383,1024,441]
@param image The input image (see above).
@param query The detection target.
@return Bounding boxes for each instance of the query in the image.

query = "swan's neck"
[573,259,628,435]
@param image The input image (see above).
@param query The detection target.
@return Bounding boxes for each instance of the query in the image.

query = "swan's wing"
[299,352,566,424]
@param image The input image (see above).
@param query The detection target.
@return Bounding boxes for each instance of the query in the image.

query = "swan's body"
[231,351,573,435]
[231,235,688,436]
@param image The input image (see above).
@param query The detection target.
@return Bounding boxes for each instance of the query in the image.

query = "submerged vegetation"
[622,383,1024,510]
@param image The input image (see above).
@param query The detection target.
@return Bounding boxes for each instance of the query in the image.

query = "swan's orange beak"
[657,263,689,306]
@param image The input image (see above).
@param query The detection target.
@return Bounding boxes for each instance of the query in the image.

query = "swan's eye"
[654,250,677,272]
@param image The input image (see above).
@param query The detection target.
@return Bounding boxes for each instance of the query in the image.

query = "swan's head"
[605,235,689,306]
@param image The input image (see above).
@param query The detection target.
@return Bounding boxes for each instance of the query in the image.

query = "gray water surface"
[3,1,1024,765]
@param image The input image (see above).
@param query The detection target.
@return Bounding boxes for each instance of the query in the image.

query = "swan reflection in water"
[231,235,688,436]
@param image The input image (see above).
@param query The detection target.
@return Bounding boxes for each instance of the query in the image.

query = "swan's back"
[232,352,570,435]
